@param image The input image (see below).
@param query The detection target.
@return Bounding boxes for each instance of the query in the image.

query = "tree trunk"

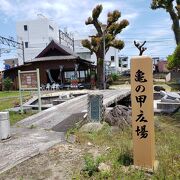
[94,42,104,89]
[172,17,180,45]
[169,9,180,45]
[173,23,180,45]
[96,57,104,89]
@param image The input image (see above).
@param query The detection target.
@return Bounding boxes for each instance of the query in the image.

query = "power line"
[0,36,23,49]
[0,35,25,64]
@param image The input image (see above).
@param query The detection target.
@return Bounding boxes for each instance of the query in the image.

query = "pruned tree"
[151,0,180,45]
[134,41,147,55]
[82,4,129,89]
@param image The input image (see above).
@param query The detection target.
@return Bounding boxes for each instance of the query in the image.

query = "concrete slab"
[0,127,65,174]
[16,89,131,130]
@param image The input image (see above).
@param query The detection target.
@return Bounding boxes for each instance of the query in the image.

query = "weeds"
[73,115,180,179]
[66,126,79,140]
[82,154,99,177]
[29,124,36,129]
[117,150,133,166]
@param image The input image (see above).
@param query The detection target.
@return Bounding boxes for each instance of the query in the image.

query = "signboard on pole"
[18,69,41,113]
[20,72,37,89]
[131,56,156,169]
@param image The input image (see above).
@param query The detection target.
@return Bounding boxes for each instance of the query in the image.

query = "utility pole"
[103,31,106,89]
[22,41,25,64]
[101,24,107,90]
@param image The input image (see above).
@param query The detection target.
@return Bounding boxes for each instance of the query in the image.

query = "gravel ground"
[0,143,86,180]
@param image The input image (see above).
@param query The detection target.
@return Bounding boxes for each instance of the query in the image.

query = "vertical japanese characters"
[134,69,148,139]
[131,57,155,168]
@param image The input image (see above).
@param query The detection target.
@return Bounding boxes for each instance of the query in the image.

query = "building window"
[24,25,28,31]
[122,57,128,62]
[49,25,54,31]
[123,64,128,68]
[111,56,115,62]
[119,58,121,67]
[25,42,28,48]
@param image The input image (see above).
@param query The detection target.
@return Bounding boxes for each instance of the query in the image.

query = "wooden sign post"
[131,56,157,170]
[18,69,41,113]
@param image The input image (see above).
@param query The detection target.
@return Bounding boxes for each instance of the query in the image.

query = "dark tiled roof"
[36,40,78,58]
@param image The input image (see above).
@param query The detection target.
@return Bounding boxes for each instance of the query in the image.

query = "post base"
[132,160,159,173]
[153,160,159,172]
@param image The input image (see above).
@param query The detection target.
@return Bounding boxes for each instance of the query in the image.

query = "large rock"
[79,122,104,133]
[154,86,165,92]
[105,105,131,129]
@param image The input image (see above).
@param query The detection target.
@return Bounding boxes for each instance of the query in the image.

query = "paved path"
[0,127,65,174]
[16,89,130,130]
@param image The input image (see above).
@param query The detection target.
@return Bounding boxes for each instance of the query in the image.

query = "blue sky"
[0,0,177,70]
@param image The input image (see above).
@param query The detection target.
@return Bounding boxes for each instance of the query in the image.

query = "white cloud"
[0,0,12,12]
[0,0,16,16]
[0,0,176,58]
[0,0,138,30]
[122,12,139,20]
[150,29,171,38]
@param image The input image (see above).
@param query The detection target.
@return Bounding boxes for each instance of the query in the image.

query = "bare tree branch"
[134,41,147,56]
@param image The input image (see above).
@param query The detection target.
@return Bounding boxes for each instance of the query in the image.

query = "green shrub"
[117,150,133,166]
[111,73,119,81]
[167,54,174,70]
[167,44,180,70]
[3,77,13,91]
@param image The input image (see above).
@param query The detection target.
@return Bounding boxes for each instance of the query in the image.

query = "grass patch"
[0,91,34,125]
[0,91,31,98]
[0,91,20,98]
[112,78,130,85]
[166,83,180,91]
[9,111,35,126]
[0,97,20,111]
[0,91,32,111]
[73,115,180,179]
[153,81,166,85]
[66,126,79,139]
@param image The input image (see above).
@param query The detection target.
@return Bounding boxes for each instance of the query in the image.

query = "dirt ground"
[0,143,92,180]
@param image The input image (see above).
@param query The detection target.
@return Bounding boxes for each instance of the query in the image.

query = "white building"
[74,39,91,60]
[74,39,129,74]
[16,15,59,65]
[16,15,129,72]
[117,55,129,73]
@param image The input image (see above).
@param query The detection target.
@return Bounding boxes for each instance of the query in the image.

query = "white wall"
[16,17,59,65]
[74,39,91,60]
[90,47,129,73]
